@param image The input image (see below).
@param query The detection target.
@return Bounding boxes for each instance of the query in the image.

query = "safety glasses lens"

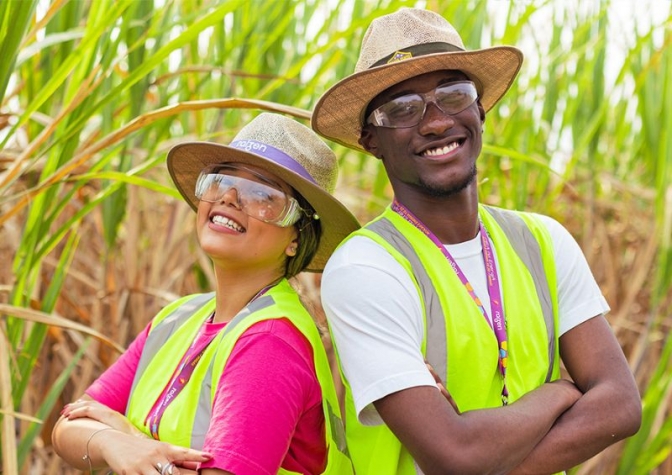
[195,170,300,226]
[375,95,425,127]
[368,81,478,128]
[434,82,478,114]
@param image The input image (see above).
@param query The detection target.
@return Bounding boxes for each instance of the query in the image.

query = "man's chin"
[419,165,477,198]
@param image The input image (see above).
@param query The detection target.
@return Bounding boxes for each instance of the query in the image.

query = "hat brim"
[312,46,523,151]
[167,142,360,272]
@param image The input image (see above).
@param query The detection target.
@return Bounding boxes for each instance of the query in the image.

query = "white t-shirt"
[321,213,609,426]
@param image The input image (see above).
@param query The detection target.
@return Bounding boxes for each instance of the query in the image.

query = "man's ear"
[478,101,486,123]
[359,125,382,159]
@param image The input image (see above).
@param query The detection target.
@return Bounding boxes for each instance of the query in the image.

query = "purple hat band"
[230,140,317,185]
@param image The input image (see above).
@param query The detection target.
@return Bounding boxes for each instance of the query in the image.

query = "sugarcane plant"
[0,1,670,473]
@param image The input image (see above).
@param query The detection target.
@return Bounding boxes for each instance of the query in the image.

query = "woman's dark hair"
[285,192,321,278]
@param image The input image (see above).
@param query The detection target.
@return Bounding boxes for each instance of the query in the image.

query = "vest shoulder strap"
[482,206,556,383]
[364,206,556,383]
[126,292,215,418]
[366,217,448,379]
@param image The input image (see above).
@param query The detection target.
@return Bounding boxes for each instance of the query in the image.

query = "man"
[312,8,641,475]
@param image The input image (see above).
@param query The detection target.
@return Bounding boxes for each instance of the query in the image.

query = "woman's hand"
[59,397,212,473]
[62,398,145,437]
[97,430,211,475]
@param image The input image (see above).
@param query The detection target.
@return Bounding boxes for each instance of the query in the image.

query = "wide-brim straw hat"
[167,112,360,272]
[312,7,523,152]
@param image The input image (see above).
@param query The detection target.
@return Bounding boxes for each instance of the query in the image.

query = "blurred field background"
[0,0,670,473]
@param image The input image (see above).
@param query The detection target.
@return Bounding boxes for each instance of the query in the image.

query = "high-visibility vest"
[126,278,353,475]
[333,205,561,475]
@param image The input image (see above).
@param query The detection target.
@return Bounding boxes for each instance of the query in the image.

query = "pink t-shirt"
[86,317,326,475]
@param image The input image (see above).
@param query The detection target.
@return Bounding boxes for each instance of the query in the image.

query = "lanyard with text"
[391,199,509,405]
[148,319,219,439]
[147,285,273,439]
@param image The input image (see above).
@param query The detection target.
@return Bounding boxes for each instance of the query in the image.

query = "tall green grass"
[0,0,670,473]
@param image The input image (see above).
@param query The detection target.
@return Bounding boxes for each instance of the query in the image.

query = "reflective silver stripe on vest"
[482,206,555,383]
[218,294,275,338]
[129,292,216,403]
[217,295,351,457]
[366,208,556,385]
[127,292,277,449]
[327,397,350,456]
[190,294,276,449]
[367,219,449,383]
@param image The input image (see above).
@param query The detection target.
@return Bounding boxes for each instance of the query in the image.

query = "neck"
[394,189,480,244]
[212,266,284,323]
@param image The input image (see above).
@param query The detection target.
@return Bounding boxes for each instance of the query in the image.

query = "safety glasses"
[195,164,305,227]
[366,81,478,128]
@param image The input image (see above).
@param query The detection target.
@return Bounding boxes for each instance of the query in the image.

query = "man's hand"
[374,374,581,475]
[510,316,641,474]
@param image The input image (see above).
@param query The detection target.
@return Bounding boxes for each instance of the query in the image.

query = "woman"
[52,113,360,475]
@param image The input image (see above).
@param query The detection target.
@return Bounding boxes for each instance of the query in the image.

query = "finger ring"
[154,462,163,473]
[161,462,175,475]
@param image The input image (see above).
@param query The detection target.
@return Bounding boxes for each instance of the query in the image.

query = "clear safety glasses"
[366,81,479,128]
[195,164,305,227]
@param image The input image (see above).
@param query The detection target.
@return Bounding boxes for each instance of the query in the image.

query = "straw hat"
[312,7,523,152]
[167,112,360,272]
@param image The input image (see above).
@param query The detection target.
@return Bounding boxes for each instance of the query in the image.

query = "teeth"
[422,142,459,157]
[212,215,244,232]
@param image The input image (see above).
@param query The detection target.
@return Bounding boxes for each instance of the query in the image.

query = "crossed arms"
[374,315,641,475]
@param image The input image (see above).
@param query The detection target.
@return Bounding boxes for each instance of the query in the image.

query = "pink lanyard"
[147,286,273,439]
[392,200,509,405]
[147,317,220,439]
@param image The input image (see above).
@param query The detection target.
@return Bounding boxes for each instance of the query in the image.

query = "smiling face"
[359,70,485,203]
[195,164,299,275]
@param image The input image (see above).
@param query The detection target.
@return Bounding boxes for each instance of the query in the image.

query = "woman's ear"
[359,125,382,159]
[285,238,299,257]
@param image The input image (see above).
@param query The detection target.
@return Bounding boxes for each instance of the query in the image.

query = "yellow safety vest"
[126,278,353,475]
[332,205,561,475]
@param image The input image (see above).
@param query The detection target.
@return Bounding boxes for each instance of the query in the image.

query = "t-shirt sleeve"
[200,319,322,475]
[536,214,610,335]
[85,321,151,413]
[321,237,436,426]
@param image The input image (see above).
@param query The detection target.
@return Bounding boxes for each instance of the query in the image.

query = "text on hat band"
[230,140,317,185]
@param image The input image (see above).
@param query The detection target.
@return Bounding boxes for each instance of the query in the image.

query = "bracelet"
[82,427,115,474]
